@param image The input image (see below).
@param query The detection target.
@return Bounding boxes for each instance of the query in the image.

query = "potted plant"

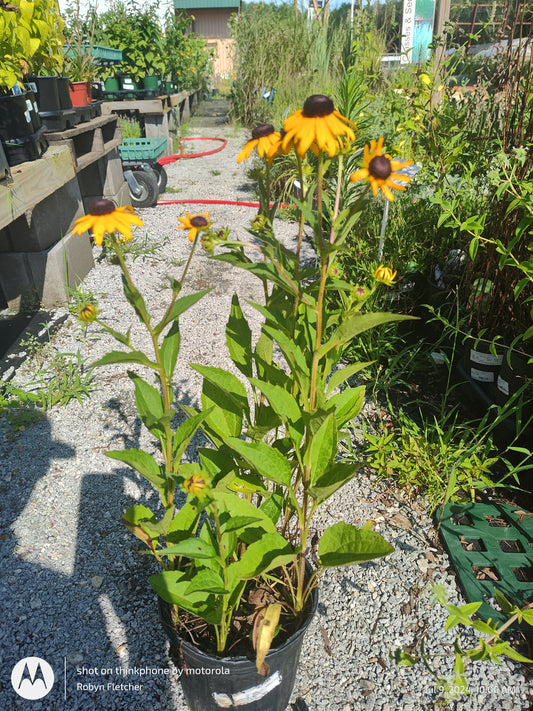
[0,0,64,163]
[72,97,415,710]
[61,0,101,106]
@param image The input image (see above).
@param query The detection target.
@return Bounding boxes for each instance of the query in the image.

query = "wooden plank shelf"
[0,144,75,233]
[45,114,122,172]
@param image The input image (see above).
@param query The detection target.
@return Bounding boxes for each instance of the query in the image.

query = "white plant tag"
[470,348,503,366]
[212,671,282,707]
[470,367,494,382]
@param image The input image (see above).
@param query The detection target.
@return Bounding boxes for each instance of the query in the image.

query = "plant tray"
[119,138,167,161]
[2,126,48,167]
[437,502,533,626]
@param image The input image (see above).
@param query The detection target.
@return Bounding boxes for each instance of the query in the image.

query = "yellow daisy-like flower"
[183,473,208,497]
[281,95,357,159]
[374,264,397,286]
[178,211,212,242]
[237,124,284,164]
[77,303,97,322]
[72,199,144,246]
[350,137,413,202]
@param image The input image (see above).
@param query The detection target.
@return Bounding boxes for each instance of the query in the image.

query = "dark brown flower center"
[368,155,392,180]
[251,124,275,140]
[190,215,209,228]
[89,198,116,216]
[302,95,334,118]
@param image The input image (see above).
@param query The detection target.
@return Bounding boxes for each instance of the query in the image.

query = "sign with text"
[401,0,436,64]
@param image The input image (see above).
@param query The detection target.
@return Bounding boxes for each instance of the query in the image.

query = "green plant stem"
[157,233,200,335]
[329,154,344,244]
[211,504,230,652]
[111,236,175,504]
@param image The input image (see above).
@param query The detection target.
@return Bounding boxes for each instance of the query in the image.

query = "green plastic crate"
[438,502,533,626]
[119,138,167,161]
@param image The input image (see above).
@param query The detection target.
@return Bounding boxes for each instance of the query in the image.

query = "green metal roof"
[174,0,240,9]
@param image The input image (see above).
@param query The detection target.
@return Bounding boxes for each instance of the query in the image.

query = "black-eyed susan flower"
[374,265,397,286]
[183,473,208,497]
[237,124,284,164]
[72,199,144,246]
[178,211,212,242]
[281,95,356,159]
[77,303,98,322]
[350,138,413,201]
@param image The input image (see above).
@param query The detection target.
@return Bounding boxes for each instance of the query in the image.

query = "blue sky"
[57,0,356,18]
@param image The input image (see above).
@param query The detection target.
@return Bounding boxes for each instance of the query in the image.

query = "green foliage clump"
[230,4,350,126]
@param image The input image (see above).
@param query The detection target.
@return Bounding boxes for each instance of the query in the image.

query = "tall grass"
[230,4,350,126]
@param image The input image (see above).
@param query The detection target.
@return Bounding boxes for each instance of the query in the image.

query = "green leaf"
[494,588,514,615]
[469,237,480,261]
[393,649,417,666]
[328,386,365,428]
[122,505,159,548]
[154,290,211,335]
[495,641,533,663]
[318,521,394,567]
[249,377,304,446]
[260,489,284,525]
[304,412,337,484]
[106,448,166,496]
[129,372,167,441]
[185,569,228,595]
[173,410,211,461]
[160,320,180,380]
[519,608,533,626]
[262,324,310,396]
[157,538,218,559]
[226,437,292,487]
[326,362,373,395]
[91,350,158,370]
[308,462,357,503]
[214,491,277,535]
[167,502,201,542]
[230,532,295,579]
[190,363,250,419]
[219,514,264,534]
[149,571,222,625]
[444,602,481,630]
[318,312,412,358]
[226,294,253,377]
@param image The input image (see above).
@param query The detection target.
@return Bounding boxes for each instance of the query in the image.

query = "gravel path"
[1,97,532,711]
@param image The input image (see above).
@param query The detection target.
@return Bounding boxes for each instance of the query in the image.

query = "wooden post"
[431,0,452,109]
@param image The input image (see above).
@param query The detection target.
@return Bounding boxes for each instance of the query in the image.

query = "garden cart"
[118,137,169,208]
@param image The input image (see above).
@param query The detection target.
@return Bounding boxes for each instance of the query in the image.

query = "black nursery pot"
[158,585,318,711]
[25,76,61,112]
[0,92,35,141]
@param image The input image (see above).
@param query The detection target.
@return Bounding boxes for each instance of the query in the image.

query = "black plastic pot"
[0,92,35,141]
[57,77,73,110]
[495,350,533,417]
[462,337,505,384]
[25,76,61,112]
[158,581,318,711]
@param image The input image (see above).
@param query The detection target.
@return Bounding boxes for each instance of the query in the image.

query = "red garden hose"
[155,136,290,209]
[157,136,227,165]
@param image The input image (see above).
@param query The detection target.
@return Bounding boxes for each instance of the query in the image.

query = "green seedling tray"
[118,138,167,161]
[437,502,533,626]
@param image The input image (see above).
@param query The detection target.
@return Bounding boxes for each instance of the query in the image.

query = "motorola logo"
[11,656,55,700]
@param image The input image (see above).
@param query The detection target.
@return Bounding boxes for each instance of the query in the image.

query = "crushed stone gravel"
[1,97,532,711]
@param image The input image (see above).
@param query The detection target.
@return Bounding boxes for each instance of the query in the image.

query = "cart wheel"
[152,163,168,193]
[129,170,159,208]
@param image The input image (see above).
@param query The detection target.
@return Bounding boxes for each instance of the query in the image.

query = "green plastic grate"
[438,502,533,625]
[118,138,167,161]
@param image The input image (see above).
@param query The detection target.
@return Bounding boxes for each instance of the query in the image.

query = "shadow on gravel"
[0,414,181,710]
